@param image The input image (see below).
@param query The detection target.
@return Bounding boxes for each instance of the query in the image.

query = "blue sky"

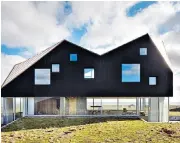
[1,1,159,57]
[1,1,180,103]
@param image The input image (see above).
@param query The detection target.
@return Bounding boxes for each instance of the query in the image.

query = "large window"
[35,69,50,85]
[15,98,23,119]
[122,64,140,82]
[87,97,138,115]
[34,97,60,115]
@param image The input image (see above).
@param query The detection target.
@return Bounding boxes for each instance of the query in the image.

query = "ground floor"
[1,97,172,125]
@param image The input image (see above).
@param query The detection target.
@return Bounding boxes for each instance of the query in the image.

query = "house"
[1,33,173,125]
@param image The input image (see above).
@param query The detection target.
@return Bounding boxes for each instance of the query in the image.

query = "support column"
[159,97,169,122]
[13,98,16,120]
[136,97,140,115]
[60,97,65,115]
[148,97,159,122]
[22,97,26,117]
[142,98,146,111]
[27,97,34,115]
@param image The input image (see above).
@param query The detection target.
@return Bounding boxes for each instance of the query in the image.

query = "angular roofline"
[1,33,173,88]
[1,40,64,88]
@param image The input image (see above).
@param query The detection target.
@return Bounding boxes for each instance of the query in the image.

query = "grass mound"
[1,117,180,143]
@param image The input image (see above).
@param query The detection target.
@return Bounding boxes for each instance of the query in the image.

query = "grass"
[1,117,180,143]
[169,112,180,116]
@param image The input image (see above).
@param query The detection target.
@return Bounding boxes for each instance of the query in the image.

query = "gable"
[1,33,172,92]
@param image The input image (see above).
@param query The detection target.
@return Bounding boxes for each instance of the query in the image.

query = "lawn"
[1,117,180,143]
[169,112,180,116]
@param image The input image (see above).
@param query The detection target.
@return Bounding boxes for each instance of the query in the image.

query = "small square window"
[70,54,77,61]
[149,77,156,85]
[84,68,94,79]
[140,48,147,55]
[52,64,60,72]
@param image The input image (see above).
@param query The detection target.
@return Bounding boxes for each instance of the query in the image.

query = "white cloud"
[67,1,180,103]
[1,1,180,103]
[1,54,26,84]
[122,64,140,75]
[1,1,70,53]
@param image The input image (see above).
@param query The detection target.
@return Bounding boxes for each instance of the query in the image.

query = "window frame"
[121,64,141,83]
[34,69,51,85]
[149,76,157,85]
[140,48,147,56]
[52,64,60,72]
[70,53,78,62]
[84,68,95,79]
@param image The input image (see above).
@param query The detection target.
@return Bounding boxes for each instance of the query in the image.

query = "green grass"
[1,117,180,143]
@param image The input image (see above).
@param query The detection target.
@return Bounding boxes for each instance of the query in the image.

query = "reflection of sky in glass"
[149,77,156,85]
[52,64,60,72]
[35,69,50,85]
[84,68,94,78]
[70,54,77,61]
[140,48,147,55]
[122,64,140,82]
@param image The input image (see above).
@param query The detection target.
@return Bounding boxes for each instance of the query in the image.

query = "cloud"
[1,54,26,84]
[122,64,140,75]
[1,1,180,103]
[67,1,180,102]
[1,1,70,53]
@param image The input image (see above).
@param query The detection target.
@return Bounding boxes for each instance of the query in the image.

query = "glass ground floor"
[1,97,172,125]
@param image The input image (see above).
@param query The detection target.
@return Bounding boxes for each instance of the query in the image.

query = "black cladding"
[1,34,173,97]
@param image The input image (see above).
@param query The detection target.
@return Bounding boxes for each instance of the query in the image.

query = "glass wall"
[34,97,60,115]
[5,98,14,124]
[169,97,180,121]
[15,98,21,119]
[102,98,118,115]
[86,97,138,115]
[118,98,136,115]
[139,97,149,121]
[1,98,4,125]
[24,97,150,117]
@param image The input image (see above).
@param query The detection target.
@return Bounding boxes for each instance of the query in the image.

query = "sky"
[1,1,180,103]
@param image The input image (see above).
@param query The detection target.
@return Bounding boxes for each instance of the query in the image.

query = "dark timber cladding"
[1,34,173,97]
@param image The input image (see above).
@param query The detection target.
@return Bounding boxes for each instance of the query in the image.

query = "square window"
[70,54,77,61]
[140,48,147,55]
[122,64,140,82]
[84,68,94,79]
[35,69,50,85]
[52,64,60,72]
[149,77,156,85]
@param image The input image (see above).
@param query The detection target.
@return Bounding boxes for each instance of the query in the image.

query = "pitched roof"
[1,33,172,88]
[1,41,62,88]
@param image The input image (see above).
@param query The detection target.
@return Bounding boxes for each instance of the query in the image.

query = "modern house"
[1,33,173,125]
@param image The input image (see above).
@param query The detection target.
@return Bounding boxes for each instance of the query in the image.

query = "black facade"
[1,34,173,97]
